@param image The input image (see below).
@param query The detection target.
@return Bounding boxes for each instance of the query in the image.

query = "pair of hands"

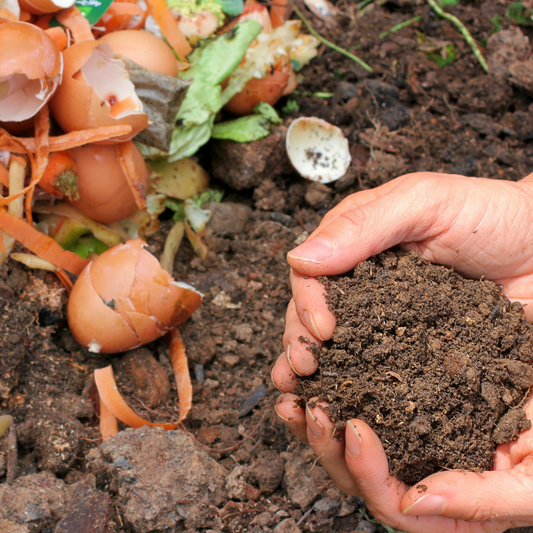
[272,172,533,533]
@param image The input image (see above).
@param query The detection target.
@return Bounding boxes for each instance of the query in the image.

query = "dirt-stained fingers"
[275,393,308,443]
[282,297,323,375]
[288,272,336,343]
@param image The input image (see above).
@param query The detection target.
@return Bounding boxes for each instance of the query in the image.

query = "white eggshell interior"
[80,44,143,117]
[286,117,351,183]
[0,74,58,122]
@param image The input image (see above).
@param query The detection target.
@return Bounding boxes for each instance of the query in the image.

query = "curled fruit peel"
[67,239,202,353]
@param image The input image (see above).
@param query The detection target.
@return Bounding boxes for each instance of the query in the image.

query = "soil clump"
[297,250,533,485]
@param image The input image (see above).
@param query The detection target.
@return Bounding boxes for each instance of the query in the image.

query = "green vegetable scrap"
[168,20,263,162]
[211,102,282,142]
[506,2,533,25]
[165,0,226,25]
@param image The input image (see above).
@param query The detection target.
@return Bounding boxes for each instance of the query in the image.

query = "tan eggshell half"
[66,142,148,224]
[49,41,148,141]
[0,22,62,122]
[67,239,202,353]
[18,0,75,15]
[67,262,140,353]
[98,30,179,77]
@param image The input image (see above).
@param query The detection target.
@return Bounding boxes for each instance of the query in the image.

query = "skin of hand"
[272,172,533,532]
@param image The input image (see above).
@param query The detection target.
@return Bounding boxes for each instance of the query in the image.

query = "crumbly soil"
[296,250,533,485]
[2,1,533,532]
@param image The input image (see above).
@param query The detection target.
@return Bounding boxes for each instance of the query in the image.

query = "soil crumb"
[296,250,533,485]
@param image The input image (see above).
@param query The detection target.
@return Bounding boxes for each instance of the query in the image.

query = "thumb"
[287,173,459,276]
[401,465,533,523]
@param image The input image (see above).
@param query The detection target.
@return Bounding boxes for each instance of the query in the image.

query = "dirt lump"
[296,250,533,485]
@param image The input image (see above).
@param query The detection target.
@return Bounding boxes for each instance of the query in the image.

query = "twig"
[289,0,373,72]
[356,0,387,19]
[7,422,17,485]
[426,0,489,73]
[379,16,421,39]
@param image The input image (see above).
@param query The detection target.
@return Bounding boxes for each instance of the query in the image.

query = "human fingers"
[342,419,486,533]
[271,352,298,393]
[282,297,322,372]
[400,468,533,526]
[401,394,533,523]
[287,173,460,276]
[289,271,336,342]
[275,393,308,443]
[305,402,362,496]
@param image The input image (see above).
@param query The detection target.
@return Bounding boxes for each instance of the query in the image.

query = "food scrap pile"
[0,0,319,439]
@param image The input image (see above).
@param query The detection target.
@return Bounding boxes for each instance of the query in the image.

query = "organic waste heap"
[297,250,533,485]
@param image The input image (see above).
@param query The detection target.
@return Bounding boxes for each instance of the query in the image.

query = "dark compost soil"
[2,1,533,532]
[296,250,533,485]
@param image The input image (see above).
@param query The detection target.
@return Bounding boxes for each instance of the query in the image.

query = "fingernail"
[286,344,302,376]
[288,237,334,264]
[302,310,324,341]
[346,421,362,457]
[274,403,297,427]
[402,494,446,516]
[306,405,324,438]
[271,365,282,392]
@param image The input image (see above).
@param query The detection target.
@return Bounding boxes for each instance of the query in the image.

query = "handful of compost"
[296,250,533,485]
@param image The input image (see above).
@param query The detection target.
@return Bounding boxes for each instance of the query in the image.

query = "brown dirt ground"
[2,1,533,532]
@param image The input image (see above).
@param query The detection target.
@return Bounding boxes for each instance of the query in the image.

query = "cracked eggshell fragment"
[49,41,148,142]
[303,0,339,18]
[0,22,62,122]
[0,0,20,20]
[286,116,351,183]
[18,0,74,15]
[67,142,149,223]
[67,239,202,353]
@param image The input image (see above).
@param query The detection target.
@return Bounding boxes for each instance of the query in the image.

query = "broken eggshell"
[0,22,62,122]
[286,117,351,183]
[18,0,75,15]
[0,0,20,20]
[66,141,149,224]
[49,41,148,142]
[67,238,202,354]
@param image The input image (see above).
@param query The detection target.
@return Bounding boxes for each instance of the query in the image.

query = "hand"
[272,172,533,532]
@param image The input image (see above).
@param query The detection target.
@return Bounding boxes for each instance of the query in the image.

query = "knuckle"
[464,500,494,522]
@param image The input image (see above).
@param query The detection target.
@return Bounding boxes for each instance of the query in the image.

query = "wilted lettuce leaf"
[168,20,262,162]
[211,102,282,142]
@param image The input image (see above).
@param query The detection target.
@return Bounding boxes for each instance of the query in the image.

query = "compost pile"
[297,250,533,485]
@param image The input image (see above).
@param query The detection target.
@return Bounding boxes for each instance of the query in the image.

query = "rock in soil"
[0,471,68,531]
[297,250,533,485]
[94,427,227,530]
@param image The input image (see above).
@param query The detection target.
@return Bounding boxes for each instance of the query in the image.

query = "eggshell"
[286,116,351,183]
[98,30,178,77]
[0,22,62,122]
[67,262,140,353]
[66,141,148,223]
[49,41,148,141]
[224,69,291,116]
[18,0,75,15]
[67,239,202,353]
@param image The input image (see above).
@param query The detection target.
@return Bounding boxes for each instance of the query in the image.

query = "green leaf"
[195,189,224,206]
[213,0,244,16]
[211,102,281,142]
[65,234,109,259]
[506,2,532,25]
[168,20,262,162]
[281,99,300,116]
[425,43,456,67]
[440,0,460,6]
